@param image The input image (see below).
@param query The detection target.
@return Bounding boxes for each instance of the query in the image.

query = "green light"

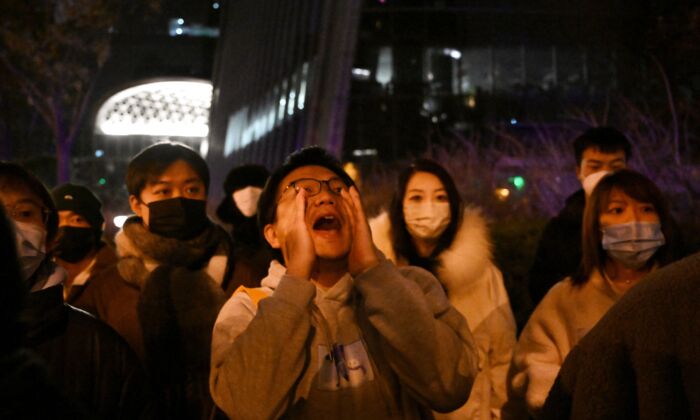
[98,177,107,185]
[509,176,525,190]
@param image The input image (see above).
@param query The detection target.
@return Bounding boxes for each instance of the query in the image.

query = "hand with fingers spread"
[281,189,316,279]
[341,186,381,276]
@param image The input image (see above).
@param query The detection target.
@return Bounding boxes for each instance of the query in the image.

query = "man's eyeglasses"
[2,201,50,226]
[280,177,348,200]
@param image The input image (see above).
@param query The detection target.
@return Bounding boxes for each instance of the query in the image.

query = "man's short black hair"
[573,126,632,166]
[257,146,355,232]
[126,142,210,198]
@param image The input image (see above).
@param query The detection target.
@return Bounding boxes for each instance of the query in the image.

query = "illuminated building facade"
[208,0,666,176]
[206,0,363,179]
[344,1,654,161]
[82,0,683,218]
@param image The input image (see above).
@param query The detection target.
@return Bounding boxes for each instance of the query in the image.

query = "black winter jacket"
[24,285,151,419]
[0,349,89,420]
[528,189,585,306]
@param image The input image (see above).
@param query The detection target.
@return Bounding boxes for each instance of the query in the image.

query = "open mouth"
[312,215,341,231]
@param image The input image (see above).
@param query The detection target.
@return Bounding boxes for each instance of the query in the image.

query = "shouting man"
[210,146,477,419]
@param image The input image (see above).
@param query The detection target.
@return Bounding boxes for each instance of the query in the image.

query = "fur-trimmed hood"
[370,208,517,420]
[369,207,495,296]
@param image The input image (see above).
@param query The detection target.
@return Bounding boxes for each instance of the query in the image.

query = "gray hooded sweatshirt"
[210,259,478,419]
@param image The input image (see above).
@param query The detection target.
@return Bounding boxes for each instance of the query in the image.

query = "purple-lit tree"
[0,0,159,183]
[646,5,700,165]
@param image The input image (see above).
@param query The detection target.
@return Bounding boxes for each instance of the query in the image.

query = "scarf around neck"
[116,216,229,286]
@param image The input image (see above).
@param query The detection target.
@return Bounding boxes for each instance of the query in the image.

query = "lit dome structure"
[95,79,212,137]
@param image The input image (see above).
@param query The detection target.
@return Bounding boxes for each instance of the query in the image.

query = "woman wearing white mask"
[0,164,62,290]
[370,159,516,420]
[0,162,150,418]
[506,169,682,418]
[216,164,273,295]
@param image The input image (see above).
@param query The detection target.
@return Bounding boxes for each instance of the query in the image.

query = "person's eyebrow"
[5,198,43,207]
[406,188,425,193]
[183,177,204,184]
[606,198,626,205]
[18,198,41,204]
[288,177,311,183]
[294,176,340,182]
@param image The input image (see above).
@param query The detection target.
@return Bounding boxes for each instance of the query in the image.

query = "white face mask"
[233,186,263,218]
[13,220,47,281]
[582,170,611,197]
[403,201,451,240]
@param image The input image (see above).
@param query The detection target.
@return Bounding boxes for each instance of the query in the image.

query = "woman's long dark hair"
[574,169,680,285]
[389,159,463,272]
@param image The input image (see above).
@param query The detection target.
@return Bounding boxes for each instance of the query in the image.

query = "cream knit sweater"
[507,269,624,417]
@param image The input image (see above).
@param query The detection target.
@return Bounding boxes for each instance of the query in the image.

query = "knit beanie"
[51,184,104,230]
[223,164,269,195]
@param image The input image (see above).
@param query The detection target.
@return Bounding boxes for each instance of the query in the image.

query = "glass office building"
[208,0,667,174]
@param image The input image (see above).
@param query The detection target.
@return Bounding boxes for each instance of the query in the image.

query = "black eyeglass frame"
[278,177,348,202]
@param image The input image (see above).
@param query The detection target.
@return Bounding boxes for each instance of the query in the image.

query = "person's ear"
[129,195,143,217]
[263,223,281,249]
[575,165,583,182]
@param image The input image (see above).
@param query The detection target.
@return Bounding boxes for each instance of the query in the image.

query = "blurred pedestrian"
[0,204,89,420]
[507,169,682,418]
[50,183,145,359]
[370,158,516,419]
[216,164,273,294]
[0,162,151,419]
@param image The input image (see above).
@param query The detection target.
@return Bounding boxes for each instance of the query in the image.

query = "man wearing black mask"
[52,184,113,304]
[113,141,231,420]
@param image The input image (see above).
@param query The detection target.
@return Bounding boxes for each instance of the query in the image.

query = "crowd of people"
[1,126,697,419]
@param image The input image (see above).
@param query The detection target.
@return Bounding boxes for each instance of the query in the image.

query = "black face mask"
[54,226,98,263]
[147,197,208,240]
